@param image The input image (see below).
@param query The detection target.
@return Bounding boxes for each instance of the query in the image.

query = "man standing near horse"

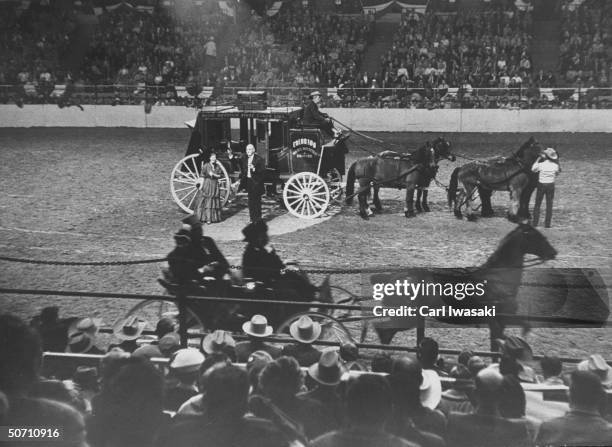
[303,91,348,146]
[531,147,560,228]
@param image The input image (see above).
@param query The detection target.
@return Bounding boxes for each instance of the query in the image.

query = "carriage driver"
[303,91,349,146]
[165,215,231,284]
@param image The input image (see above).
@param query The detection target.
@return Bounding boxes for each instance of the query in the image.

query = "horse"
[365,223,558,351]
[447,136,544,222]
[345,137,455,219]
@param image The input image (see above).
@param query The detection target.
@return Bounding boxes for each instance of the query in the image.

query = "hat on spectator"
[308,349,346,386]
[242,220,268,242]
[467,356,487,376]
[310,91,322,98]
[158,332,181,357]
[132,344,163,360]
[155,317,175,338]
[577,354,612,387]
[66,330,96,353]
[543,147,558,160]
[420,369,442,409]
[68,317,102,336]
[247,350,274,383]
[340,342,359,362]
[450,364,474,390]
[496,336,533,362]
[112,316,148,341]
[289,315,321,344]
[201,330,236,355]
[242,314,273,337]
[170,348,205,373]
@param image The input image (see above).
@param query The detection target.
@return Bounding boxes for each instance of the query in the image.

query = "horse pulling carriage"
[170,93,346,219]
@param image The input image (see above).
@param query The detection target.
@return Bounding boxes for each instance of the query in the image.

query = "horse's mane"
[513,137,542,163]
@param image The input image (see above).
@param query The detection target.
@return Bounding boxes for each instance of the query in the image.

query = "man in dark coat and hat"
[166,215,230,284]
[303,91,348,145]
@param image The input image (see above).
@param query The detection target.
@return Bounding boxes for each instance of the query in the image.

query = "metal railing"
[2,84,612,109]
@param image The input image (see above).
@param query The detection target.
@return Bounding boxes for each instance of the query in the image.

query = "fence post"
[177,291,188,348]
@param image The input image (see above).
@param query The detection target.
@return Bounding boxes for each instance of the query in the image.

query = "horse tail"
[448,167,460,209]
[345,161,357,205]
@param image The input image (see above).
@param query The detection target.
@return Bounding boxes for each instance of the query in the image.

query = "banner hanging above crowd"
[362,0,428,15]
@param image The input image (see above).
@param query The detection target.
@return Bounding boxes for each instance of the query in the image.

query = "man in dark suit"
[302,91,347,144]
[236,144,265,223]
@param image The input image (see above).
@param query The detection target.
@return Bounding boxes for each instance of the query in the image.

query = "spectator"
[536,370,612,446]
[312,374,420,447]
[235,314,281,362]
[437,363,475,416]
[299,348,346,428]
[418,337,448,376]
[109,316,147,353]
[66,317,104,355]
[339,342,368,371]
[88,357,165,447]
[446,368,530,447]
[538,353,565,385]
[247,350,274,394]
[577,354,612,390]
[252,356,331,440]
[371,352,394,373]
[280,315,323,367]
[30,306,71,352]
[164,348,205,412]
[0,314,88,447]
[498,374,540,441]
[388,355,446,439]
[493,336,536,383]
[201,329,236,361]
[165,364,287,447]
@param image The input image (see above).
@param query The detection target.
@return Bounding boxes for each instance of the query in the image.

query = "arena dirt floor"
[1,128,611,363]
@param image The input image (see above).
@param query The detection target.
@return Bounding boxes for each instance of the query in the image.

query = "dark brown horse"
[345,137,455,219]
[448,137,543,222]
[365,223,558,350]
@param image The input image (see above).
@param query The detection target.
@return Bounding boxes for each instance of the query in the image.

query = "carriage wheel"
[277,312,355,345]
[283,172,330,219]
[170,154,231,213]
[123,299,205,347]
[324,168,343,203]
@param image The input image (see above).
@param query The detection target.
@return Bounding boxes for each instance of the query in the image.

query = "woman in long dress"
[195,152,223,224]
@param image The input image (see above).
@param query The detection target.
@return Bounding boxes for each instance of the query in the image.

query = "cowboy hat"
[68,317,102,337]
[289,315,321,344]
[112,316,148,341]
[420,369,442,409]
[201,330,236,355]
[543,147,558,160]
[132,344,163,360]
[577,354,612,387]
[66,330,95,353]
[309,91,322,98]
[242,314,273,338]
[158,332,181,357]
[496,336,533,362]
[242,220,268,242]
[308,349,346,386]
[169,348,205,373]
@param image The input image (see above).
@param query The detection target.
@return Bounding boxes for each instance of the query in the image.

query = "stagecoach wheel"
[283,172,330,219]
[324,168,343,203]
[124,299,204,347]
[277,312,354,345]
[170,154,231,213]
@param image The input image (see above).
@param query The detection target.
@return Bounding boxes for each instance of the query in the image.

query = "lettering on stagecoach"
[291,138,319,159]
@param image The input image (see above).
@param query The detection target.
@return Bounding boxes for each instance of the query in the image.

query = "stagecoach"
[170,92,346,218]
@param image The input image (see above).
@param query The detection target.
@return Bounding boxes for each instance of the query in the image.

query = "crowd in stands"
[559,0,612,87]
[2,0,612,109]
[2,305,612,447]
[377,4,533,91]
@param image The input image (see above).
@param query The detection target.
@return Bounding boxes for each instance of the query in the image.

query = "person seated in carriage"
[241,220,321,302]
[302,91,349,147]
[165,215,230,285]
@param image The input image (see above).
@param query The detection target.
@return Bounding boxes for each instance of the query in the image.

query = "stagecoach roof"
[198,106,303,120]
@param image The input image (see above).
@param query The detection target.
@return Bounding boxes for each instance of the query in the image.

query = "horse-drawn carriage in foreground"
[170,93,346,219]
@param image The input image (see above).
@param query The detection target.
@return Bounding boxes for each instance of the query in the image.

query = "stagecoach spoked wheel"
[124,299,204,348]
[324,168,343,203]
[277,312,354,345]
[283,172,330,219]
[170,154,231,213]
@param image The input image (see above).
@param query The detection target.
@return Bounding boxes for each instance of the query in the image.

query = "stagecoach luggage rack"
[237,90,267,110]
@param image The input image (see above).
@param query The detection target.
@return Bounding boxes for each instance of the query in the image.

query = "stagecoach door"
[201,118,231,151]
[289,129,322,174]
